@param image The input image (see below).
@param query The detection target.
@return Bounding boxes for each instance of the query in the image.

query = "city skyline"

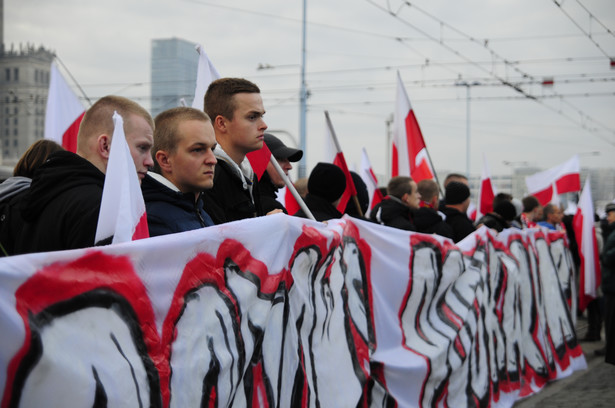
[3,0,615,180]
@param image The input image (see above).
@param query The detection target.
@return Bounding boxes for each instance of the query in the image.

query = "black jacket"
[369,197,416,231]
[441,206,476,243]
[476,212,509,233]
[294,194,342,222]
[142,174,214,237]
[414,207,454,239]
[602,222,615,295]
[201,159,264,225]
[258,172,287,214]
[13,151,106,254]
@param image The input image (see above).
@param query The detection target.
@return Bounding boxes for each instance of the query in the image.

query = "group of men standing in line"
[0,74,591,255]
[0,75,614,366]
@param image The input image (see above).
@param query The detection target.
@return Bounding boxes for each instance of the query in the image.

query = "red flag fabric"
[476,154,497,220]
[44,61,85,152]
[281,186,301,215]
[324,112,357,212]
[359,148,384,216]
[392,71,435,182]
[246,143,272,181]
[573,177,601,311]
[95,112,149,244]
[525,155,581,206]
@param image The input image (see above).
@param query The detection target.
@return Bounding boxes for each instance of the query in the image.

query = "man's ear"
[213,115,227,132]
[155,150,172,173]
[97,134,111,159]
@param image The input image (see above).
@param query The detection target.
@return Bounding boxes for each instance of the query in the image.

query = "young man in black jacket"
[415,179,453,239]
[441,181,475,243]
[370,176,421,231]
[13,96,154,254]
[201,78,277,224]
[142,107,217,236]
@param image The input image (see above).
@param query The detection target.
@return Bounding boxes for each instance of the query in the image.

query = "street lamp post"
[298,0,308,179]
[456,81,480,178]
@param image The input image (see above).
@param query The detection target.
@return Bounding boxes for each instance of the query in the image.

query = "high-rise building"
[150,38,198,118]
[0,43,53,164]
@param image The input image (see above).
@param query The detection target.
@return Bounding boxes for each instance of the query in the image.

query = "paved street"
[514,318,615,407]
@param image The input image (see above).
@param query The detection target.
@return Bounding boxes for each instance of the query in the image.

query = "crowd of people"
[0,76,614,364]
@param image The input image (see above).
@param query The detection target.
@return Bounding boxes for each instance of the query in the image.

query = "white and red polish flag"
[191,44,220,111]
[476,154,497,220]
[525,155,581,206]
[360,148,384,217]
[392,71,435,182]
[44,61,85,153]
[573,177,601,311]
[95,112,149,245]
[324,111,358,213]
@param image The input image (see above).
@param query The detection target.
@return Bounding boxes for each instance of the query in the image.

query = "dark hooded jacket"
[369,196,416,231]
[0,177,33,256]
[441,206,475,243]
[13,151,106,254]
[258,171,287,214]
[141,173,214,237]
[294,194,343,222]
[414,207,454,239]
[201,159,264,225]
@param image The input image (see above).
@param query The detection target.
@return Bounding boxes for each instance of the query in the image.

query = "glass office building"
[150,38,198,118]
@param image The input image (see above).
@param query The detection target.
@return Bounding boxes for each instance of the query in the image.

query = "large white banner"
[0,215,584,407]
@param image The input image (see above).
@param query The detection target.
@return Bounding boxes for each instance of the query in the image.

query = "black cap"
[606,203,615,213]
[308,162,346,203]
[264,133,303,162]
[494,201,517,222]
[445,181,470,205]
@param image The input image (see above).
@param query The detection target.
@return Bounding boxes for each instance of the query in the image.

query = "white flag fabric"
[0,216,585,407]
[573,177,601,311]
[191,44,221,111]
[360,148,383,217]
[525,155,581,205]
[94,112,149,244]
[392,71,435,181]
[44,61,85,152]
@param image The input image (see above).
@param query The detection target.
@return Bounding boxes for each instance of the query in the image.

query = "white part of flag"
[191,45,221,111]
[525,155,580,203]
[44,61,85,148]
[95,112,147,244]
[360,148,380,218]
[577,177,600,301]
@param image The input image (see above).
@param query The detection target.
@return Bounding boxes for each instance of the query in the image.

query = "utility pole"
[298,0,308,178]
[455,81,480,178]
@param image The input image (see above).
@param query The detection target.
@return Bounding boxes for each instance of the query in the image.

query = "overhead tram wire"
[575,0,615,38]
[363,0,615,141]
[553,0,613,58]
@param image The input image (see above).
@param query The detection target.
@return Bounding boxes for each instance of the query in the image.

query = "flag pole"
[324,111,364,217]
[54,55,92,107]
[269,155,316,221]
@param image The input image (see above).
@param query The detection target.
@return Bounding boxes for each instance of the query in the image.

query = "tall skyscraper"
[150,38,198,118]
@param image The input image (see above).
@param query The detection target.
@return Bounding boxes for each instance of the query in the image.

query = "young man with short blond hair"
[142,107,217,236]
[14,95,154,254]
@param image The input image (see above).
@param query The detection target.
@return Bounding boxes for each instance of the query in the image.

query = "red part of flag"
[246,143,272,181]
[333,152,357,213]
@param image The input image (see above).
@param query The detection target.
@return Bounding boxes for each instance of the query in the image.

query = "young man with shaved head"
[142,107,217,236]
[14,95,154,253]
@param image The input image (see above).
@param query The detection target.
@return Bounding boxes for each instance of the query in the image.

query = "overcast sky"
[5,0,615,179]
